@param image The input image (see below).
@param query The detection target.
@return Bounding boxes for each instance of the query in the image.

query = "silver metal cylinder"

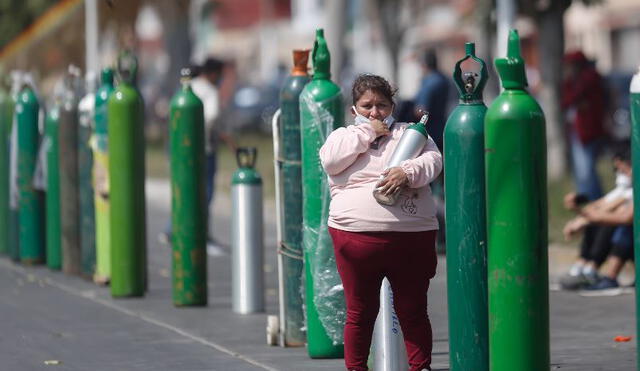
[231,183,265,314]
[386,129,428,168]
[373,278,408,370]
[373,127,429,206]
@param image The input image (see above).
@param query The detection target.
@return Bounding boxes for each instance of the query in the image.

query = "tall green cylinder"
[59,71,81,275]
[485,30,549,371]
[16,85,44,264]
[45,104,62,270]
[278,49,310,346]
[93,68,114,284]
[170,70,207,306]
[0,80,10,256]
[444,42,489,371]
[78,76,96,278]
[299,29,345,358]
[109,52,146,297]
[629,66,640,371]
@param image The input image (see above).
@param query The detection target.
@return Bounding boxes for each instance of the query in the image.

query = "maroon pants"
[329,227,437,371]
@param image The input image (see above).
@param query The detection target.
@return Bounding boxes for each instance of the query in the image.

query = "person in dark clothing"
[562,51,607,201]
[414,49,449,152]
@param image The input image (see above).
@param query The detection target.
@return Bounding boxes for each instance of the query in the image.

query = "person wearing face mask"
[319,74,442,371]
[560,147,634,292]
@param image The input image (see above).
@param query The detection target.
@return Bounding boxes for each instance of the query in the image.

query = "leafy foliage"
[0,0,58,49]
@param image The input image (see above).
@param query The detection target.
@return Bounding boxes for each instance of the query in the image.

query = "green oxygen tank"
[299,28,345,359]
[485,29,549,371]
[78,73,97,278]
[16,83,44,264]
[277,49,310,346]
[109,51,146,297]
[629,66,640,371]
[7,72,21,261]
[169,68,207,306]
[45,100,62,270]
[444,42,489,371]
[0,76,10,255]
[59,67,82,275]
[93,67,114,284]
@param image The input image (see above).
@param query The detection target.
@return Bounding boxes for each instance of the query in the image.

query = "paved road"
[0,179,635,370]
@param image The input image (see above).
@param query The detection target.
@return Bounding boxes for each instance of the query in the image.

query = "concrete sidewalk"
[0,179,635,370]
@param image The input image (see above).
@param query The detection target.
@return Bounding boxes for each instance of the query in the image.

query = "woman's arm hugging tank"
[319,123,377,175]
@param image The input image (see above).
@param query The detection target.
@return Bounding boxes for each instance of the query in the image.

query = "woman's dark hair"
[352,74,397,105]
[613,145,631,164]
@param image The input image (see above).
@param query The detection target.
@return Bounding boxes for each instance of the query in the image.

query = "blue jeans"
[165,152,217,238]
[570,133,602,201]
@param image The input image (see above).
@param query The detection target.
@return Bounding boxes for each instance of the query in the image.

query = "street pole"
[496,0,516,69]
[85,0,99,75]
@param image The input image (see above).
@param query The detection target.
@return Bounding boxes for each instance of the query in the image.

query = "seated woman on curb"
[319,74,442,371]
[562,148,634,293]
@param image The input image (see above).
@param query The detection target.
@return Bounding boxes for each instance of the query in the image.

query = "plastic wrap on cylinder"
[300,91,345,345]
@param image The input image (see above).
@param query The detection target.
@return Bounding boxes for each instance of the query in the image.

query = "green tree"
[0,0,58,49]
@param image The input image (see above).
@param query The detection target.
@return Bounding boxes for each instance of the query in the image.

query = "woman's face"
[352,89,394,121]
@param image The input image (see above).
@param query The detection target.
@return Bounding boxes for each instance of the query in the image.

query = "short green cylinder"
[0,84,10,256]
[46,105,62,270]
[93,68,114,283]
[169,79,207,306]
[78,85,96,278]
[59,79,81,275]
[108,59,146,297]
[16,86,44,264]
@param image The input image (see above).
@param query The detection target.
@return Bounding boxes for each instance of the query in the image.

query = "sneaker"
[579,277,622,297]
[559,273,589,290]
[157,232,171,245]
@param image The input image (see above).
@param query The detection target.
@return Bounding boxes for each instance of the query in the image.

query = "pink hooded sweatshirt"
[319,121,442,232]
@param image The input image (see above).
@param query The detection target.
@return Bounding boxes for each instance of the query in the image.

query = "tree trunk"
[536,0,571,181]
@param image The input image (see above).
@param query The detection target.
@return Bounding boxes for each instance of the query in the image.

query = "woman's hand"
[377,167,408,196]
[369,119,390,138]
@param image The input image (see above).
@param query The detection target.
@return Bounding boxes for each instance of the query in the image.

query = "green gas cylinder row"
[7,74,20,261]
[93,67,115,284]
[46,103,62,270]
[109,52,146,297]
[169,68,207,306]
[299,28,345,359]
[277,49,310,346]
[485,30,549,371]
[59,69,81,275]
[443,42,489,371]
[0,79,10,256]
[629,66,640,371]
[78,74,97,278]
[16,85,44,264]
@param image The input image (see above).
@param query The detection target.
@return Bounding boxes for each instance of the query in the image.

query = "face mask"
[615,172,632,188]
[352,106,395,127]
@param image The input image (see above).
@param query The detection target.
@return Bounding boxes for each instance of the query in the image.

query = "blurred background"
[1,0,640,244]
